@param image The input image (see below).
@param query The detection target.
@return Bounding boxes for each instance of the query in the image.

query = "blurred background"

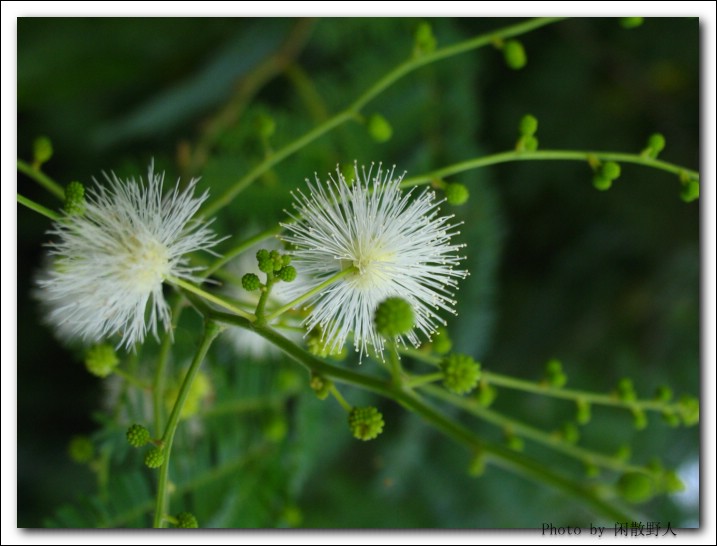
[17,17,699,528]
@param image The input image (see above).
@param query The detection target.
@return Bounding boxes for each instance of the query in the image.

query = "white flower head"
[37,162,222,349]
[281,162,468,360]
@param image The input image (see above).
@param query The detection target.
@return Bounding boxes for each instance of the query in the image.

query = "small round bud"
[256,249,274,273]
[662,470,684,494]
[617,472,654,503]
[144,448,165,469]
[616,377,637,402]
[575,399,591,425]
[505,433,524,452]
[255,113,276,140]
[348,406,385,441]
[678,395,699,426]
[68,435,94,463]
[64,181,86,216]
[647,132,665,154]
[306,327,346,359]
[84,344,119,378]
[615,445,631,462]
[374,297,415,338]
[544,358,567,388]
[478,382,497,407]
[654,385,673,402]
[367,113,393,143]
[241,273,261,291]
[600,161,621,181]
[619,17,644,29]
[256,249,270,262]
[503,40,526,70]
[519,114,538,137]
[592,174,612,191]
[560,422,580,444]
[175,511,199,528]
[413,21,437,56]
[444,183,469,206]
[440,353,481,395]
[281,254,292,267]
[33,136,53,165]
[310,373,332,400]
[126,424,151,448]
[270,250,284,272]
[522,135,539,151]
[264,413,288,443]
[276,265,297,282]
[661,410,680,427]
[431,326,453,355]
[680,180,699,203]
[632,408,648,430]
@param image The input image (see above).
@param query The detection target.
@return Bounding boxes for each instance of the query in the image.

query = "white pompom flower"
[281,163,468,360]
[37,162,222,350]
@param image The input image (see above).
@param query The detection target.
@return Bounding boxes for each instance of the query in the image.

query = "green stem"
[17,193,60,221]
[254,277,275,322]
[405,372,444,388]
[264,267,356,322]
[400,149,699,188]
[202,17,564,217]
[329,385,352,412]
[204,309,633,522]
[152,298,184,436]
[421,383,646,475]
[152,320,223,528]
[168,276,254,320]
[17,159,66,200]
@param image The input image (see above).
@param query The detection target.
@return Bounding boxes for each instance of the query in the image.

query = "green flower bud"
[281,254,292,267]
[617,377,637,402]
[413,21,437,56]
[678,395,699,426]
[617,472,655,503]
[367,113,393,143]
[276,265,297,282]
[478,382,497,407]
[348,406,385,441]
[264,413,288,443]
[661,410,680,427]
[68,435,94,464]
[619,17,644,29]
[560,422,580,444]
[647,133,665,154]
[175,511,199,529]
[33,136,53,165]
[680,180,699,203]
[256,249,274,273]
[600,161,621,181]
[576,399,591,425]
[519,114,538,137]
[126,424,151,448]
[505,433,524,452]
[241,273,261,291]
[632,408,648,430]
[592,174,612,191]
[522,135,539,151]
[309,373,332,400]
[503,40,526,70]
[441,353,481,395]
[64,181,86,216]
[255,113,276,140]
[662,470,684,494]
[544,358,567,388]
[444,183,469,206]
[615,444,631,462]
[431,326,453,355]
[654,385,673,402]
[374,297,415,338]
[144,448,165,469]
[306,326,346,359]
[84,344,119,378]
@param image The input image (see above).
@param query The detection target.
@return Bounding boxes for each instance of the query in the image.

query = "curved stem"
[152,320,223,528]
[400,149,699,188]
[201,17,564,217]
[17,193,60,221]
[168,276,254,320]
[17,159,65,200]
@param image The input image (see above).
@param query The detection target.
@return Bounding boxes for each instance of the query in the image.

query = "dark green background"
[17,18,699,528]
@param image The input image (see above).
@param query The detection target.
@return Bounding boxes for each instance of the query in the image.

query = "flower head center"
[342,246,395,290]
[122,235,170,291]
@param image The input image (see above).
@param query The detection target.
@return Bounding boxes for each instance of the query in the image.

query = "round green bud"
[592,174,612,191]
[241,273,261,291]
[348,406,385,441]
[647,132,665,154]
[270,250,284,272]
[678,395,699,426]
[374,297,415,338]
[617,377,637,402]
[85,344,119,378]
[441,353,481,395]
[256,249,270,262]
[309,373,332,400]
[600,161,621,181]
[276,265,297,282]
[468,452,486,477]
[661,411,680,428]
[264,413,288,443]
[519,114,538,137]
[505,434,524,452]
[576,399,591,425]
[33,136,53,165]
[654,385,673,402]
[431,326,453,355]
[503,40,527,70]
[444,183,469,206]
[680,180,699,203]
[478,382,497,407]
[619,17,644,29]
[68,435,94,464]
[523,135,539,151]
[281,254,292,267]
[175,511,199,529]
[306,327,346,359]
[413,21,437,56]
[662,470,684,494]
[544,358,567,388]
[617,472,654,504]
[255,113,276,140]
[126,424,151,448]
[144,448,165,469]
[615,444,631,462]
[367,113,393,143]
[632,409,648,430]
[64,181,86,216]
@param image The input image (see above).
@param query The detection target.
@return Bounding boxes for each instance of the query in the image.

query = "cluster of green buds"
[125,424,164,469]
[592,161,621,191]
[516,114,539,152]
